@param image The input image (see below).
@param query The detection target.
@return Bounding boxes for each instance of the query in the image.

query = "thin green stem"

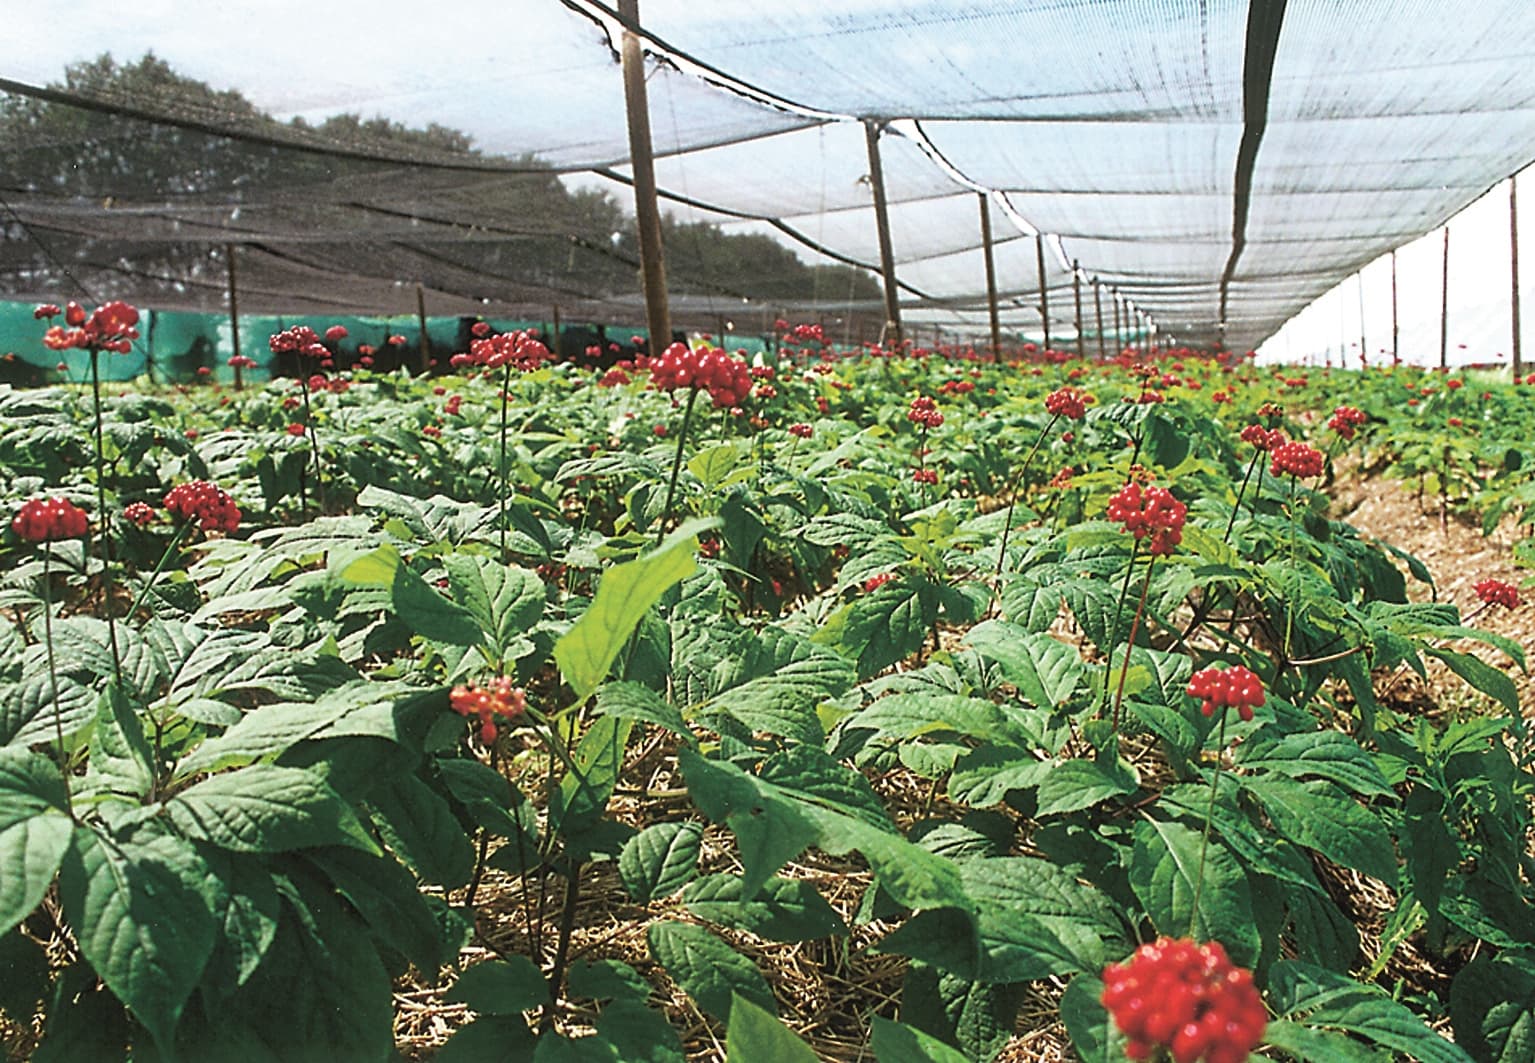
[994,412,1060,585]
[1111,553,1157,733]
[1102,539,1142,715]
[498,360,513,562]
[1223,449,1262,543]
[299,374,324,514]
[1189,710,1230,939]
[657,387,701,544]
[1284,473,1298,658]
[41,551,72,815]
[88,348,122,682]
[125,520,191,621]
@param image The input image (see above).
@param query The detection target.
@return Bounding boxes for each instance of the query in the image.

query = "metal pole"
[978,193,1002,361]
[1093,279,1106,359]
[864,119,903,349]
[1440,226,1450,371]
[618,0,672,352]
[1390,249,1400,365]
[1513,175,1523,381]
[1073,260,1085,359]
[226,243,243,390]
[1035,234,1051,353]
[416,283,431,374]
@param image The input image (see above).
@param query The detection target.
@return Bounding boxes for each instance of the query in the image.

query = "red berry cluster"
[268,326,328,359]
[12,497,89,542]
[912,468,938,485]
[862,572,894,593]
[1327,405,1367,440]
[788,422,813,439]
[1045,386,1088,420]
[39,300,140,354]
[449,677,527,744]
[123,501,157,528]
[452,329,550,372]
[1107,482,1187,556]
[164,481,241,533]
[648,343,753,407]
[1101,937,1266,1063]
[1474,578,1520,608]
[1270,441,1324,479]
[1186,664,1265,721]
[1239,424,1286,452]
[907,396,943,429]
[324,325,348,342]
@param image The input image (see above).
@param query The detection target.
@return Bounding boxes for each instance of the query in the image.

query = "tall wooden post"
[551,304,563,359]
[416,283,431,374]
[865,119,903,349]
[1390,249,1400,365]
[618,0,672,351]
[978,193,1002,361]
[1512,176,1523,381]
[1035,234,1051,352]
[1356,272,1367,368]
[1073,260,1085,359]
[1440,226,1451,371]
[1093,279,1106,359]
[226,243,243,390]
[1112,289,1123,355]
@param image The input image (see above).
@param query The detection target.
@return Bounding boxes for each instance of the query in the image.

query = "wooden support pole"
[551,304,563,360]
[1112,289,1123,355]
[1512,175,1523,381]
[1357,272,1367,368]
[1440,227,1451,371]
[618,0,672,352]
[864,120,903,349]
[1035,234,1052,353]
[226,243,243,390]
[1093,279,1106,360]
[1390,249,1400,365]
[416,283,431,374]
[1073,260,1085,359]
[978,193,1002,361]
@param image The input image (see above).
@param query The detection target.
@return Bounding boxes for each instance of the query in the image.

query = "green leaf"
[827,578,939,678]
[1129,817,1260,965]
[1450,956,1535,1063]
[1235,729,1395,798]
[963,621,1086,709]
[0,928,49,1024]
[595,1000,685,1063]
[437,758,538,842]
[870,1015,971,1063]
[550,716,633,836]
[0,748,72,937]
[445,956,550,1015]
[619,821,703,903]
[851,692,1022,746]
[946,746,1053,807]
[444,555,545,660]
[368,772,476,887]
[1242,775,1399,887]
[1425,647,1521,714]
[700,642,852,745]
[393,562,483,647]
[304,846,446,977]
[175,680,389,776]
[167,764,377,854]
[437,1017,536,1063]
[725,992,816,1062]
[689,442,743,489]
[58,821,216,1055]
[1034,758,1136,816]
[556,521,711,702]
[568,959,652,1003]
[647,921,774,1023]
[2,672,96,750]
[1260,1018,1388,1063]
[1059,974,1129,1063]
[594,682,693,744]
[683,874,847,941]
[1271,960,1473,1063]
[900,963,1023,1062]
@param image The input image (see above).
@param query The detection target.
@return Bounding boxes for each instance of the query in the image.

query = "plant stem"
[540,861,583,1032]
[125,520,191,620]
[498,360,513,562]
[299,373,324,514]
[994,412,1059,586]
[657,386,700,544]
[1223,449,1262,543]
[41,551,72,815]
[1284,473,1298,657]
[1189,709,1230,939]
[88,348,122,682]
[1101,539,1141,715]
[1111,553,1157,733]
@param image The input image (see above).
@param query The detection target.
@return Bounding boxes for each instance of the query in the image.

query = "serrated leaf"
[725,993,815,1062]
[2,672,96,749]
[963,622,1085,709]
[0,749,72,937]
[568,959,651,1003]
[168,764,376,854]
[1059,974,1130,1063]
[683,874,846,941]
[556,521,712,702]
[392,562,483,647]
[851,692,1020,745]
[1236,729,1395,798]
[870,1014,971,1063]
[550,716,632,836]
[595,1000,685,1063]
[594,682,693,744]
[1242,775,1398,886]
[647,921,774,1023]
[1260,1018,1389,1063]
[1130,817,1260,965]
[1034,757,1136,816]
[827,578,939,678]
[1450,956,1535,1063]
[1425,647,1521,714]
[1271,960,1473,1063]
[81,682,154,800]
[444,555,545,660]
[368,772,476,887]
[174,681,385,776]
[57,822,216,1055]
[619,822,703,903]
[946,746,1052,807]
[445,956,549,1015]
